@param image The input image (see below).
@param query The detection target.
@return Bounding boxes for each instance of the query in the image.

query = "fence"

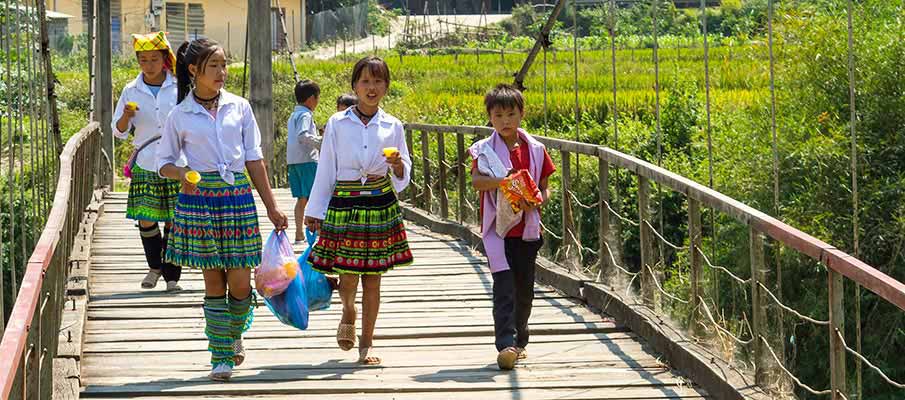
[309,1,369,44]
[0,122,110,399]
[1,0,63,332]
[402,122,905,400]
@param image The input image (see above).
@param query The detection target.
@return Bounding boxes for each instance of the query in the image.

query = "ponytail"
[175,41,191,104]
[174,38,222,104]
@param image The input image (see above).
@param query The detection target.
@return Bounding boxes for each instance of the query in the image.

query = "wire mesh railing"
[403,122,905,400]
[1,0,64,334]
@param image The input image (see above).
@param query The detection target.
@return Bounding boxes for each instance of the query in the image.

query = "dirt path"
[302,14,510,60]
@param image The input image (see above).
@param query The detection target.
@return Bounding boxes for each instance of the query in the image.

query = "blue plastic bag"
[299,229,334,311]
[263,271,309,330]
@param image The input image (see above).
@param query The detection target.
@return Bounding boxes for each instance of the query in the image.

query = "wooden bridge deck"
[77,191,708,399]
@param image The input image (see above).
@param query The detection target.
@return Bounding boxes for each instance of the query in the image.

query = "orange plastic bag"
[499,170,543,212]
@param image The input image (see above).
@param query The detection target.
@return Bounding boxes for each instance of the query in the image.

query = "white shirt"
[156,90,264,184]
[112,72,185,171]
[305,107,412,220]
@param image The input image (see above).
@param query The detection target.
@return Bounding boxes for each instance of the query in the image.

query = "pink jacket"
[469,129,546,273]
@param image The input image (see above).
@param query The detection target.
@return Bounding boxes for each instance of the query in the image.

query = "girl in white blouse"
[305,56,412,366]
[112,31,183,292]
[156,38,288,381]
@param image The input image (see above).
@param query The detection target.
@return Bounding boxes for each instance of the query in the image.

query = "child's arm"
[472,168,505,192]
[296,113,322,150]
[112,93,134,139]
[157,114,192,191]
[519,175,550,212]
[241,102,287,230]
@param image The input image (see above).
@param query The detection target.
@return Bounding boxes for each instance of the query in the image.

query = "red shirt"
[472,138,556,237]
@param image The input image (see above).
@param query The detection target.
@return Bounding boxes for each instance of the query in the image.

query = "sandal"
[336,323,356,351]
[497,347,519,370]
[358,346,381,365]
[516,347,528,360]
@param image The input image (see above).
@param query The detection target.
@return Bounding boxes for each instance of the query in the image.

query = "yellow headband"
[132,31,176,72]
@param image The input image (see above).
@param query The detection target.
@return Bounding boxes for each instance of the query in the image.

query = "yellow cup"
[185,170,201,184]
[382,147,399,157]
[125,101,138,111]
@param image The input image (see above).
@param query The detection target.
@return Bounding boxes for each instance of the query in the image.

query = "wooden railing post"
[688,198,702,326]
[406,129,415,205]
[597,156,610,281]
[438,133,449,219]
[749,227,768,386]
[561,151,577,268]
[828,270,846,400]
[638,175,657,307]
[456,132,466,224]
[420,130,431,211]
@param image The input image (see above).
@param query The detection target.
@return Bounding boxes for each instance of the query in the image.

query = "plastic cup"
[382,147,399,157]
[125,101,138,111]
[185,170,201,184]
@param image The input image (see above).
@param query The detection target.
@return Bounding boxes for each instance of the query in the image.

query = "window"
[165,2,204,42]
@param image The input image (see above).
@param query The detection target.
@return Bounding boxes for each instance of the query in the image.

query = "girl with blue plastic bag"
[157,38,288,381]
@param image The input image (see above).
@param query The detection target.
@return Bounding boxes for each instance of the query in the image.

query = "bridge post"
[597,156,610,282]
[560,151,577,271]
[249,0,275,174]
[828,270,846,399]
[96,0,113,187]
[749,228,769,386]
[421,131,432,211]
[638,175,657,308]
[688,198,702,328]
[438,133,448,219]
[456,132,466,224]
[406,129,415,205]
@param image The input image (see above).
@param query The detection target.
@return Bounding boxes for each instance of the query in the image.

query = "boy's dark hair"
[175,38,222,103]
[351,56,391,88]
[336,93,358,108]
[484,84,525,114]
[294,79,321,104]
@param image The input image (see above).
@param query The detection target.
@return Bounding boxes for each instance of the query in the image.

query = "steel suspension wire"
[0,0,8,332]
[13,0,24,299]
[845,0,863,397]
[699,0,717,306]
[651,0,665,267]
[608,0,620,207]
[766,0,787,377]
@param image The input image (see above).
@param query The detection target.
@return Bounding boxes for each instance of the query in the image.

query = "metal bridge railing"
[0,123,111,400]
[403,122,905,400]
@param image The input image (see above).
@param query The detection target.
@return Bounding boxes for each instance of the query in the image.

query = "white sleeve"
[111,90,131,139]
[156,112,183,177]
[390,121,411,193]
[242,102,264,161]
[304,118,337,220]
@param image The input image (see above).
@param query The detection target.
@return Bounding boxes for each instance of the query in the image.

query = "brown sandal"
[336,323,356,351]
[358,346,381,365]
[516,347,527,360]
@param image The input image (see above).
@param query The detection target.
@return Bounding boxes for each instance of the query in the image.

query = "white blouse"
[156,90,263,184]
[112,72,185,171]
[305,107,412,220]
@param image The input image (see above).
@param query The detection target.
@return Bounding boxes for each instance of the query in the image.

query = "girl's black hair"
[175,38,222,103]
[351,56,390,89]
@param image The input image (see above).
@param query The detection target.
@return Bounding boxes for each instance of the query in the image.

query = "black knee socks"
[139,224,163,271]
[161,224,182,282]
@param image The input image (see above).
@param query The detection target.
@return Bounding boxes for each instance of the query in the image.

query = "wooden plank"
[437,132,448,219]
[456,132,467,223]
[73,387,708,400]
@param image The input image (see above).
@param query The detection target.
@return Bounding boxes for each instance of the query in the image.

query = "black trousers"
[491,237,543,352]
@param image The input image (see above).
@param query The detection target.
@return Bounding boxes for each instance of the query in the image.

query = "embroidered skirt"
[165,172,262,270]
[126,166,180,222]
[309,176,413,275]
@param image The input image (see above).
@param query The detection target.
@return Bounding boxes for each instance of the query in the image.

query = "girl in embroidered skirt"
[305,56,413,365]
[113,32,183,291]
[157,38,288,381]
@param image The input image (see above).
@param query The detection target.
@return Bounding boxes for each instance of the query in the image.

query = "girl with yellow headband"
[112,31,185,292]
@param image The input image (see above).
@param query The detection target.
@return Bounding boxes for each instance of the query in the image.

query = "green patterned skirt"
[126,166,180,222]
[308,176,413,275]
[165,172,262,270]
